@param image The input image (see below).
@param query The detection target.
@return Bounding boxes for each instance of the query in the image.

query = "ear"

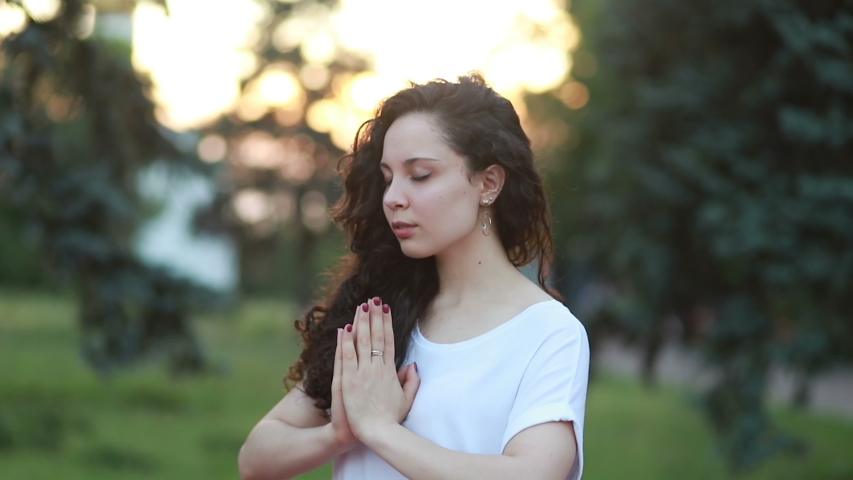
[478,164,505,205]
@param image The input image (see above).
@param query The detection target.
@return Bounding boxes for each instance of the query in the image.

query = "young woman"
[238,74,590,480]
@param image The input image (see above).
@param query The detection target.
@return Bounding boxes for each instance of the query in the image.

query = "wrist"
[357,420,401,451]
[322,422,359,456]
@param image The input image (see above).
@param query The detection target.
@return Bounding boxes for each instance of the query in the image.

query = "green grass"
[584,378,853,480]
[1,290,851,480]
[0,291,330,480]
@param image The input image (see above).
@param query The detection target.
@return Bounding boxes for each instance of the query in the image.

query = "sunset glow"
[131,0,580,149]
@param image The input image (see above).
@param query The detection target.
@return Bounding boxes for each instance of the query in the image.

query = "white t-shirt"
[333,299,590,480]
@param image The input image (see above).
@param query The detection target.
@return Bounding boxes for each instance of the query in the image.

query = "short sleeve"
[500,317,590,480]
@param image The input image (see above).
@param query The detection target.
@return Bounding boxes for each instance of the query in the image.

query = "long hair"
[287,73,561,411]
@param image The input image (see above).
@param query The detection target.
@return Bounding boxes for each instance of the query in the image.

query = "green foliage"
[0,394,91,452]
[542,0,853,472]
[0,1,217,374]
[0,202,50,287]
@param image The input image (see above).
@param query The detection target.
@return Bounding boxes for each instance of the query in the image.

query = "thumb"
[402,363,420,406]
[397,364,408,385]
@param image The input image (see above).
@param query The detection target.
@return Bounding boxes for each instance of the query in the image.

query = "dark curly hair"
[287,73,562,412]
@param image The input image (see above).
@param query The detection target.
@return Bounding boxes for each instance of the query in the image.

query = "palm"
[338,300,421,439]
[332,327,357,448]
[331,375,355,445]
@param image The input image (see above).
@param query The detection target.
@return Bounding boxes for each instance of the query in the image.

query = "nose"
[382,178,408,210]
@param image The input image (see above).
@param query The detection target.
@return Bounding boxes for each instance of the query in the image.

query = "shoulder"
[514,300,590,366]
[529,300,587,341]
[506,276,585,340]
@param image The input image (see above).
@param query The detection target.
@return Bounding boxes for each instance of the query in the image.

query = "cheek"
[421,183,477,225]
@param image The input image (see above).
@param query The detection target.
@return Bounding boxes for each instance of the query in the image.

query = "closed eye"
[382,173,431,188]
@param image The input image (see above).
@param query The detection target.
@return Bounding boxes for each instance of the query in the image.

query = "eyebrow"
[379,157,440,169]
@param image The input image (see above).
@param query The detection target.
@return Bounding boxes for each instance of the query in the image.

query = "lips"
[392,221,417,239]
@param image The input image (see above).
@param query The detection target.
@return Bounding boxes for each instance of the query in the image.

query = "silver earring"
[481,211,492,236]
[482,197,493,205]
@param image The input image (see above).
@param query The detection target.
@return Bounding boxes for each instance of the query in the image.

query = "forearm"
[238,420,348,480]
[362,424,529,480]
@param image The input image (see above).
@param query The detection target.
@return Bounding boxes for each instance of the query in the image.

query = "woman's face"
[380,113,483,258]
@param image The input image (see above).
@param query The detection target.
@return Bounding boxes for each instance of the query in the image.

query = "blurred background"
[1,0,852,478]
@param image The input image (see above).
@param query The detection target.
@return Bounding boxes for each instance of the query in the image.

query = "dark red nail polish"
[373,297,382,306]
[346,324,352,332]
[382,304,390,314]
[361,303,369,312]
[414,362,418,373]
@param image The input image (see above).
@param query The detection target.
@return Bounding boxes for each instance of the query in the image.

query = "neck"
[433,224,521,307]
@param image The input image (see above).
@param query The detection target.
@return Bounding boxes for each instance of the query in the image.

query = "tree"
[538,0,853,471]
[0,0,215,374]
[192,0,368,305]
[0,0,370,375]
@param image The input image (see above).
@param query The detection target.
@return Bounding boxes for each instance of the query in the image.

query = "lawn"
[1,290,851,479]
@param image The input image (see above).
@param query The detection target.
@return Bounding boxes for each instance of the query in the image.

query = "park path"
[596,339,853,419]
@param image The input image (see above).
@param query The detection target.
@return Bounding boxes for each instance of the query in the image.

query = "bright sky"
[1,0,580,150]
[131,0,579,149]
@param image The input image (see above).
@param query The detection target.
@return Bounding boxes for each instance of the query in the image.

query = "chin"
[398,242,437,259]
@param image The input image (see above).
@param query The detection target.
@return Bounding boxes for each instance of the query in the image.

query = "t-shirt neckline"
[413,299,559,350]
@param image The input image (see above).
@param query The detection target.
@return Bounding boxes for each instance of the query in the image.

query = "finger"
[382,302,395,363]
[397,364,408,385]
[342,323,358,380]
[369,297,385,362]
[331,329,344,421]
[355,302,372,364]
[402,363,421,408]
[333,328,343,396]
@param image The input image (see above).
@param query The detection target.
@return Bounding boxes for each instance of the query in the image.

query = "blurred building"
[135,162,238,292]
[88,0,238,293]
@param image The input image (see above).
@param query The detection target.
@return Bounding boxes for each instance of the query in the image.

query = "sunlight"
[233,188,274,224]
[131,0,580,147]
[256,66,303,108]
[20,0,61,22]
[132,0,267,129]
[0,3,27,37]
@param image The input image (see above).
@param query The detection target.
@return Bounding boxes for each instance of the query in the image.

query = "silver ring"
[370,350,383,357]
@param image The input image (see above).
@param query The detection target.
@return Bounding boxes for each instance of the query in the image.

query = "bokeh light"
[301,190,329,233]
[132,0,268,128]
[558,81,590,110]
[233,188,274,224]
[20,0,61,22]
[131,0,580,149]
[197,134,228,163]
[0,3,28,37]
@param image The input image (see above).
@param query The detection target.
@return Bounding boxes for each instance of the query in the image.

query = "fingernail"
[382,304,390,314]
[346,324,352,332]
[414,362,418,373]
[373,297,382,306]
[361,303,369,312]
